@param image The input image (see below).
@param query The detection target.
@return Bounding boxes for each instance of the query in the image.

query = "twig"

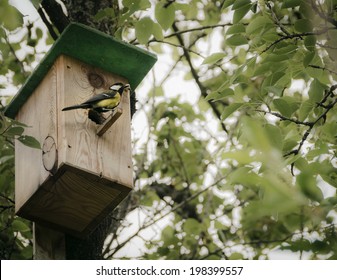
[266,1,290,36]
[256,109,313,126]
[262,29,328,54]
[172,23,228,133]
[284,85,337,174]
[106,175,227,258]
[308,64,337,76]
[0,193,14,204]
[163,23,234,39]
[310,0,337,28]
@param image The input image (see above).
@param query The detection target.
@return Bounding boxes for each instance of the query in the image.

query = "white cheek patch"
[110,84,122,91]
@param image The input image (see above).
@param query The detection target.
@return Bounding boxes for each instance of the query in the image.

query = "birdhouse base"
[16,163,131,237]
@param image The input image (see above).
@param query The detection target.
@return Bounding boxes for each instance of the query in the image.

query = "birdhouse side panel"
[57,55,132,188]
[15,65,58,213]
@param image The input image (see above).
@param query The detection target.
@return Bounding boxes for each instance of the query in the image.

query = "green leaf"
[0,0,23,30]
[12,219,30,232]
[183,218,201,235]
[35,27,43,40]
[152,22,164,41]
[202,52,226,65]
[226,24,245,35]
[294,19,313,33]
[282,0,302,8]
[229,252,244,260]
[233,2,252,23]
[223,150,256,165]
[241,116,272,151]
[123,0,150,11]
[308,79,325,103]
[18,135,41,149]
[161,225,175,242]
[93,8,115,21]
[265,124,283,150]
[298,100,314,121]
[304,35,316,52]
[303,51,315,67]
[155,2,175,30]
[140,190,160,206]
[232,0,250,10]
[135,17,153,44]
[273,97,299,117]
[205,88,234,101]
[221,103,243,120]
[5,126,24,137]
[246,16,273,35]
[222,0,235,9]
[297,172,323,202]
[226,34,248,46]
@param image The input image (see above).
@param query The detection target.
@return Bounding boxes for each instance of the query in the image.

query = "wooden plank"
[34,224,65,260]
[96,108,123,136]
[15,64,57,213]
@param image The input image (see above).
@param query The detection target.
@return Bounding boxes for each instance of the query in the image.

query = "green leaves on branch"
[0,113,41,149]
[132,1,178,44]
[0,0,23,31]
[155,2,175,30]
[135,17,163,44]
[232,0,252,23]
[202,53,226,65]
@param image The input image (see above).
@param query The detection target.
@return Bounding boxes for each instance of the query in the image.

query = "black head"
[109,83,131,94]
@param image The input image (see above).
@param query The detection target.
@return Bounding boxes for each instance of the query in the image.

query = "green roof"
[5,23,157,118]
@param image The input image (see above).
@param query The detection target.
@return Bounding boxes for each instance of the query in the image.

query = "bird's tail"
[62,104,89,111]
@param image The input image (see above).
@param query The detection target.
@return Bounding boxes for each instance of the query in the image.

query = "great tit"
[62,82,130,113]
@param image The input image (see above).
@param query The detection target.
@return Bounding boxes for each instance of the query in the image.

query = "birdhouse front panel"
[58,55,133,187]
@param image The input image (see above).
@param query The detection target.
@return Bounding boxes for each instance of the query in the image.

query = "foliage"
[0,109,40,259]
[1,0,337,259]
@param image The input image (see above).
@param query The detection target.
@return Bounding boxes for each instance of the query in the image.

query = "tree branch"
[262,29,328,54]
[310,0,337,28]
[256,109,313,126]
[40,0,70,34]
[172,23,228,133]
[284,84,337,174]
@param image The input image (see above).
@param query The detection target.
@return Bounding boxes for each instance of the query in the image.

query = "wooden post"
[33,224,66,260]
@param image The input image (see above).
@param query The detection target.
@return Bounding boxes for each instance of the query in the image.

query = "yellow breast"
[95,94,121,109]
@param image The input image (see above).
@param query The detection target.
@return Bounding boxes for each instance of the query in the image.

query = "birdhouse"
[5,23,157,237]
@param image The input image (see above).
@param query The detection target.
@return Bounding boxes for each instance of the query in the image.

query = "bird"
[62,82,130,113]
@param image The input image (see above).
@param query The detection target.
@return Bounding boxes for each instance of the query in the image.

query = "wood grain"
[15,64,57,212]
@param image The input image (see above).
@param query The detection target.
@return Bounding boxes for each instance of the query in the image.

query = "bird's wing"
[83,92,118,105]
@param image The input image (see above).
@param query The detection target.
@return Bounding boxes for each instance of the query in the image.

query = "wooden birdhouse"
[5,23,157,237]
